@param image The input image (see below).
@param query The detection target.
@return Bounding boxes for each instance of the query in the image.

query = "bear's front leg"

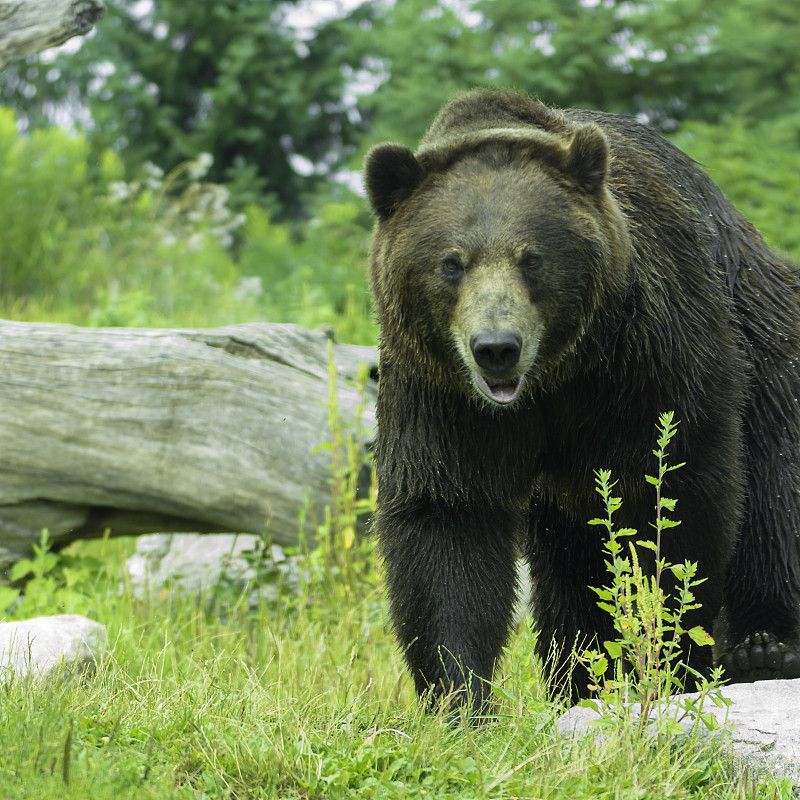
[377,501,520,717]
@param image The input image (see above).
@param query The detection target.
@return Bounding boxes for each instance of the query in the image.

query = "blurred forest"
[1,0,799,345]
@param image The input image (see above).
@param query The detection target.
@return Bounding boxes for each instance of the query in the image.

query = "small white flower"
[107,181,130,202]
[186,233,205,252]
[187,152,214,179]
[142,161,165,180]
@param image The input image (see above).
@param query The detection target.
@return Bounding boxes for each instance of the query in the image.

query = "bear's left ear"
[563,124,609,195]
[364,143,424,221]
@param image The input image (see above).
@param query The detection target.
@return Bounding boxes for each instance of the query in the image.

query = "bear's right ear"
[364,144,424,220]
[563,124,609,195]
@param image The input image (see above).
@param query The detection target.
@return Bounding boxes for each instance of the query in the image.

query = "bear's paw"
[720,632,800,683]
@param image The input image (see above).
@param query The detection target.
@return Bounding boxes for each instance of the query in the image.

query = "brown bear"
[364,88,800,713]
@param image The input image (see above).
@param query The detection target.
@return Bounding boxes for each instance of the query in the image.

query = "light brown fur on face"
[449,257,544,406]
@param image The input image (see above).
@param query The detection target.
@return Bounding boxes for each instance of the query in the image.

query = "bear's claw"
[720,632,800,683]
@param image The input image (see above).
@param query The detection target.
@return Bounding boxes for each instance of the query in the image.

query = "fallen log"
[0,0,105,69]
[0,320,377,569]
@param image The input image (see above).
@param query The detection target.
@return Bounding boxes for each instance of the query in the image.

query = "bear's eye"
[441,252,465,277]
[519,247,542,272]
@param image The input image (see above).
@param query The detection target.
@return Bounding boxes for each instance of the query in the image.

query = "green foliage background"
[0,0,798,343]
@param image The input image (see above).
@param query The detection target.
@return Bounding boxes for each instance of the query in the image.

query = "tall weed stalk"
[579,412,729,738]
[304,341,376,603]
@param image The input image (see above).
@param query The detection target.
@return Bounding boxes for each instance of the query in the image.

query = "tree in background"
[340,0,734,150]
[338,0,800,148]
[697,0,800,122]
[1,0,797,335]
[0,0,369,218]
[4,0,798,214]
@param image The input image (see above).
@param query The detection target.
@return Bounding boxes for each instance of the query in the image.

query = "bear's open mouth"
[473,372,524,405]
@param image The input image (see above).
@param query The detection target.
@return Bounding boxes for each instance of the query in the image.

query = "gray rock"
[556,679,800,786]
[126,532,301,606]
[0,614,108,681]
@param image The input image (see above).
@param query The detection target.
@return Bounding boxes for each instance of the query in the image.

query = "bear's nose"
[469,330,522,374]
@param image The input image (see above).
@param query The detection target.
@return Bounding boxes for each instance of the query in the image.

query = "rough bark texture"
[0,0,105,69]
[0,320,377,569]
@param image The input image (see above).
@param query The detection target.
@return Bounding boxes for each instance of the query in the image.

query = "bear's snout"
[469,329,522,375]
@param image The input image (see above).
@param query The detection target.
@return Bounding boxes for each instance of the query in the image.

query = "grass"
[0,384,791,799]
[0,366,791,800]
[0,530,789,799]
[0,337,790,800]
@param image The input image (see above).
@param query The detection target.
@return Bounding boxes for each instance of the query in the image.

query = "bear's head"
[365,91,631,407]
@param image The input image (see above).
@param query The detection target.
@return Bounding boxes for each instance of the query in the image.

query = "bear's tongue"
[474,373,523,405]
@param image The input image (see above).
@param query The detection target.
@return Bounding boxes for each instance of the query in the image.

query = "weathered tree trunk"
[0,320,377,569]
[0,0,105,69]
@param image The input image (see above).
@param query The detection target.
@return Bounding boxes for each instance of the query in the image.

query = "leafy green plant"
[237,197,376,345]
[84,152,253,328]
[0,102,377,340]
[2,529,103,619]
[0,108,255,328]
[578,413,729,737]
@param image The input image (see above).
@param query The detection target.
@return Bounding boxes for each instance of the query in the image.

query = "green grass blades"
[0,535,787,799]
[0,396,786,798]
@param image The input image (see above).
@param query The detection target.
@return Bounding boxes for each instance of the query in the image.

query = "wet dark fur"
[365,89,800,711]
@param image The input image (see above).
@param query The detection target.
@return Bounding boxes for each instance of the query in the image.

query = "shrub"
[238,196,375,345]
[670,116,800,259]
[578,413,728,739]
[0,106,253,327]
